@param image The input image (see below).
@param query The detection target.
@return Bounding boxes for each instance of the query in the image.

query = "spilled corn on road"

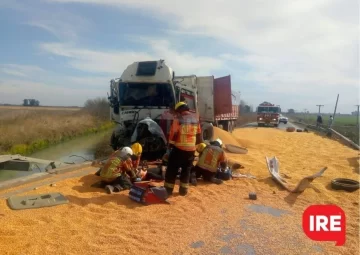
[0,127,358,255]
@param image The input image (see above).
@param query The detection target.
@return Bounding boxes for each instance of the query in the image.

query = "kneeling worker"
[99,147,135,193]
[191,138,226,185]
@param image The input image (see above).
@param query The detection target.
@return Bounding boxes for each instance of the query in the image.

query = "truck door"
[196,76,215,122]
[109,79,119,115]
[214,75,232,115]
[174,76,197,113]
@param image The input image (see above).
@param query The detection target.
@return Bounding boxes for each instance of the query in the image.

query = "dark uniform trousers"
[164,146,195,196]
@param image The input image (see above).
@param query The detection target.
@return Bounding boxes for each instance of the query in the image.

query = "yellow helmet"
[175,101,187,111]
[196,143,207,153]
[131,143,142,156]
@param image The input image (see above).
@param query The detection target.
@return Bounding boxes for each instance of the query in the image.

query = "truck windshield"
[119,82,175,107]
[257,106,280,113]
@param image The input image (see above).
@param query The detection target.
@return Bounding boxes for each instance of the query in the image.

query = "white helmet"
[215,138,223,146]
[115,147,133,159]
[121,147,133,155]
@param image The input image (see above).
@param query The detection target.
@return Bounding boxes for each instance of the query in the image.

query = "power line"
[316,104,324,114]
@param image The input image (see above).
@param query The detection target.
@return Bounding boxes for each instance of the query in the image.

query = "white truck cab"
[108,60,177,158]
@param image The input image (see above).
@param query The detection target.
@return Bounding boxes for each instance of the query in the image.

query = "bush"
[83,97,109,121]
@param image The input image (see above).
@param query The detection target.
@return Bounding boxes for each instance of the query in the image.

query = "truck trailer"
[173,75,239,140]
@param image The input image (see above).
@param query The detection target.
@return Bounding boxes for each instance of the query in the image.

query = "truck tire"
[201,123,214,141]
[223,121,230,132]
[274,124,278,127]
[331,178,359,192]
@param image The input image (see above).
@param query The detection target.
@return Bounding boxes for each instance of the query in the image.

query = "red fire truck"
[256,101,281,127]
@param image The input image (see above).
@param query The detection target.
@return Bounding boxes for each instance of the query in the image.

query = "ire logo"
[302,205,346,246]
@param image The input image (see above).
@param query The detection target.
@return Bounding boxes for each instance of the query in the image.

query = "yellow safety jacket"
[168,111,201,151]
[197,145,226,172]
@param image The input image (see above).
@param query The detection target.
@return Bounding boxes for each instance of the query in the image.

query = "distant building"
[352,111,359,116]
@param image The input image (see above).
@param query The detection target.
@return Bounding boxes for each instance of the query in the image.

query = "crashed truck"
[107,59,239,160]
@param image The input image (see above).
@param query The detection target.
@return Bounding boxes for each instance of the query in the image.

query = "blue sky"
[0,0,358,113]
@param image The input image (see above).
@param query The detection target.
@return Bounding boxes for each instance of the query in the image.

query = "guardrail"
[292,120,359,150]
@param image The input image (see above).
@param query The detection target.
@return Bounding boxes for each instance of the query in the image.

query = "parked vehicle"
[279,115,288,124]
[256,101,281,127]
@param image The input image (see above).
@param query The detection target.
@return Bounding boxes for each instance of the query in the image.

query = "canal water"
[0,131,110,182]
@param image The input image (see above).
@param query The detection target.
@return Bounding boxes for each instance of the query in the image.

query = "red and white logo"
[302,205,346,246]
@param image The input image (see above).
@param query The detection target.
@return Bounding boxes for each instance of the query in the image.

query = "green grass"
[287,114,358,126]
[287,113,359,145]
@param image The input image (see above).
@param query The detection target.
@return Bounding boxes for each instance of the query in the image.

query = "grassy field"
[0,99,113,155]
[287,113,359,145]
[289,113,358,126]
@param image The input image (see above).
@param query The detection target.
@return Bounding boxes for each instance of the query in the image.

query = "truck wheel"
[225,121,233,133]
[223,121,229,132]
[201,123,214,141]
[274,124,278,127]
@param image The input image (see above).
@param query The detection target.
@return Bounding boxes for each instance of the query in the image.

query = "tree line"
[23,99,40,106]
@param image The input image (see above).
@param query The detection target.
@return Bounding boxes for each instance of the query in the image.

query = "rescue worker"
[316,115,323,128]
[130,142,142,171]
[164,101,202,196]
[99,147,136,194]
[190,142,207,186]
[191,138,226,185]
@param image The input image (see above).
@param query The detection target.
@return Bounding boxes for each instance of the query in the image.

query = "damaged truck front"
[108,60,176,160]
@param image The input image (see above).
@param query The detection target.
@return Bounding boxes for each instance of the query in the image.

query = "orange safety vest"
[100,156,133,181]
[168,111,201,151]
[197,145,226,172]
[132,157,141,170]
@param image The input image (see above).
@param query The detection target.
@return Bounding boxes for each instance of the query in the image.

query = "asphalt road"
[242,121,303,130]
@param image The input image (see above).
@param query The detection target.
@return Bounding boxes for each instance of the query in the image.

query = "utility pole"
[355,105,360,127]
[316,104,324,114]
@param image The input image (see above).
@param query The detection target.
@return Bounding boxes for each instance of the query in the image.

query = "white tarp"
[131,117,167,145]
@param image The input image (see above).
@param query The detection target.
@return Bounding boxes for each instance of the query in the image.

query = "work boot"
[105,185,115,194]
[179,186,188,196]
[113,184,124,192]
[190,173,197,186]
[211,177,223,185]
[165,187,173,196]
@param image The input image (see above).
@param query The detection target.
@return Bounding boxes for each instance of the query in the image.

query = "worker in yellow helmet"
[164,101,202,196]
[190,142,207,185]
[130,142,143,173]
[191,138,226,186]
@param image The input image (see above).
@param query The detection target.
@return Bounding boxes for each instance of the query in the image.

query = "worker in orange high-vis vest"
[164,101,202,196]
[191,139,226,185]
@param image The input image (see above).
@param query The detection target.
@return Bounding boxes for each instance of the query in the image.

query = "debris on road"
[286,127,295,132]
[331,178,359,192]
[265,156,327,193]
[248,192,257,200]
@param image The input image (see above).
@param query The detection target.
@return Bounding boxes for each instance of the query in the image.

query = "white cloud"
[3,0,91,41]
[0,64,46,77]
[39,39,224,75]
[43,0,358,112]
